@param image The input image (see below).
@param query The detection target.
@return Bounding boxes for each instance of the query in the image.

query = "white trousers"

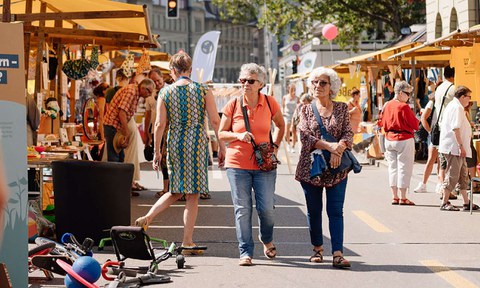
[384,138,415,189]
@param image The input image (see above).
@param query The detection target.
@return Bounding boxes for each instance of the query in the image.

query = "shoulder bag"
[241,96,279,171]
[311,103,361,174]
[414,105,434,143]
[430,84,453,145]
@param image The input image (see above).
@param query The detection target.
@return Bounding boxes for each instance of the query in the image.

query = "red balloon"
[322,24,338,41]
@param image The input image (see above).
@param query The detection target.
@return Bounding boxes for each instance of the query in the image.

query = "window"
[195,19,202,33]
[435,13,442,38]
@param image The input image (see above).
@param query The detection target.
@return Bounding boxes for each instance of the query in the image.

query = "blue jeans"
[104,125,124,162]
[226,168,277,258]
[300,178,347,254]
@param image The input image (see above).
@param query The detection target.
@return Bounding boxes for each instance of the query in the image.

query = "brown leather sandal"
[239,257,253,266]
[309,249,323,263]
[332,255,351,268]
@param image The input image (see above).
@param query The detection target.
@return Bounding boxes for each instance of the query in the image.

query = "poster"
[0,22,28,287]
[450,46,478,102]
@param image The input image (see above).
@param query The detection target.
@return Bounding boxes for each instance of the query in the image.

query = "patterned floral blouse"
[295,101,354,187]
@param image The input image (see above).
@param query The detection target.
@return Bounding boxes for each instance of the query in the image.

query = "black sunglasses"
[311,80,330,87]
[239,78,259,84]
[402,91,412,97]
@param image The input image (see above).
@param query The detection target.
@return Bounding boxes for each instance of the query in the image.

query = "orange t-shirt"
[223,94,280,170]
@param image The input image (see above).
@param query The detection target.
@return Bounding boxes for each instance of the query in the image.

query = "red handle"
[101,261,121,281]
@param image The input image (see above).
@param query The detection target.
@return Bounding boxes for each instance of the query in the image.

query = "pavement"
[29,144,480,288]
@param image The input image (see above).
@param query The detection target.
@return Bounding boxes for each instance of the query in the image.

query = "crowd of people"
[95,55,480,268]
[17,53,478,268]
[379,66,478,211]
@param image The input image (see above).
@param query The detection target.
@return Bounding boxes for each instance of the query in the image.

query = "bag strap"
[311,103,338,142]
[434,83,454,125]
[240,97,258,150]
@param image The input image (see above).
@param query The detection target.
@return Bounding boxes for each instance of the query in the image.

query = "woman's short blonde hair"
[307,67,342,99]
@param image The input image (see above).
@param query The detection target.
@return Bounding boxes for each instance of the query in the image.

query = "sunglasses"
[239,78,259,84]
[311,80,330,87]
[402,91,412,97]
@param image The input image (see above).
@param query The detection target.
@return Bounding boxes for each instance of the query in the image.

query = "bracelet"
[272,143,279,149]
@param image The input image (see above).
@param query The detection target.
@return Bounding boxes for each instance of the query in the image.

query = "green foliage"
[211,0,426,50]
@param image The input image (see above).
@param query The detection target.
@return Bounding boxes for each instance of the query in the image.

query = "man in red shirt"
[103,77,154,162]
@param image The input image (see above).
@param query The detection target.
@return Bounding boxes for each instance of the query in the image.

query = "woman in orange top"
[379,80,419,205]
[219,63,285,266]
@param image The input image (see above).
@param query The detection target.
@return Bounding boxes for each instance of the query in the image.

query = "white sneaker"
[414,182,427,193]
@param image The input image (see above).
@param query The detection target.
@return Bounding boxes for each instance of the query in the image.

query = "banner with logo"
[191,31,221,83]
[297,52,318,74]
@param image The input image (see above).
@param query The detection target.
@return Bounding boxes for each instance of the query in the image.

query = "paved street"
[29,145,480,287]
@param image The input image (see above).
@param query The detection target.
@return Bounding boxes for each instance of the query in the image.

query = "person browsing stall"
[218,63,285,266]
[379,81,418,206]
[438,86,479,211]
[103,76,154,163]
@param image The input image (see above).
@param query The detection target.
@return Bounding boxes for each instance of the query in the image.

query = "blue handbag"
[310,149,328,179]
[311,103,362,174]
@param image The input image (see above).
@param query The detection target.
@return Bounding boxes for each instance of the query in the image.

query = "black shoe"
[463,202,480,211]
[131,191,140,197]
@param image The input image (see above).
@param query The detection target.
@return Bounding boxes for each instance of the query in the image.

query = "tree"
[211,0,426,50]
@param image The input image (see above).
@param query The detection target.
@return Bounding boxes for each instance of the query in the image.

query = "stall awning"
[336,43,417,65]
[1,0,158,48]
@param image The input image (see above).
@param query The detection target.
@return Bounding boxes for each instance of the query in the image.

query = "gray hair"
[239,63,267,85]
[307,67,342,99]
[393,80,412,97]
[299,93,313,103]
[139,78,155,89]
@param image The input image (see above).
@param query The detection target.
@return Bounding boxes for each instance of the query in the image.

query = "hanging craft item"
[62,46,91,80]
[136,48,151,74]
[120,52,135,78]
[89,45,99,70]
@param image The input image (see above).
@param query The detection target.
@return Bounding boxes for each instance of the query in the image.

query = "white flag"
[191,31,221,82]
[297,52,318,74]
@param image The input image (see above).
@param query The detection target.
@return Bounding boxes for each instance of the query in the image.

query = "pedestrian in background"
[145,66,170,198]
[379,80,418,206]
[295,67,353,268]
[438,86,479,211]
[414,66,455,196]
[347,88,362,133]
[219,63,285,266]
[282,83,299,152]
[135,52,225,253]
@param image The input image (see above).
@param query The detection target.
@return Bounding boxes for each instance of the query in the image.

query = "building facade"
[426,0,480,41]
[124,0,269,83]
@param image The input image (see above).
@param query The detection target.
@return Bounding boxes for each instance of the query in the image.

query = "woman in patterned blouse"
[295,67,353,268]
